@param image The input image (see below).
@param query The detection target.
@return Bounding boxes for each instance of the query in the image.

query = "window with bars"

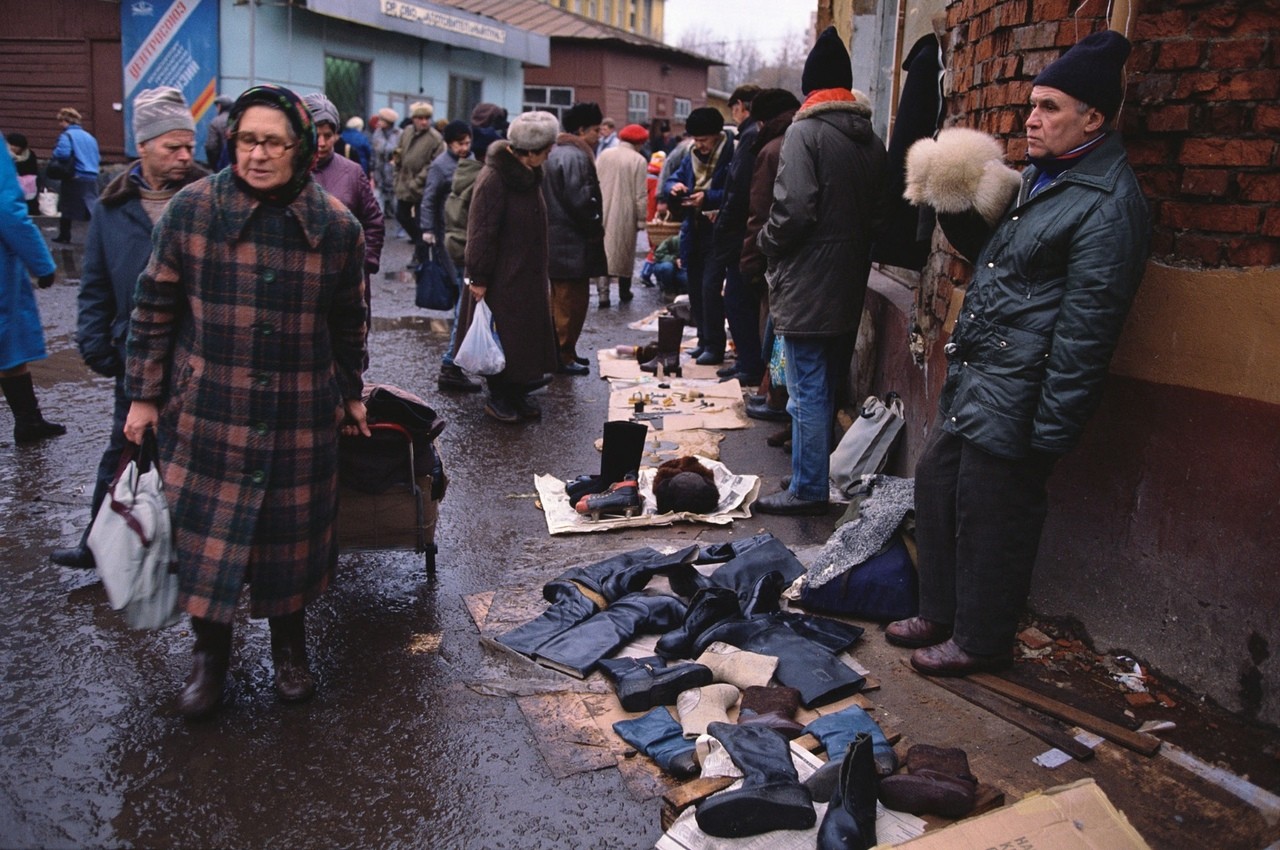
[674,98,691,122]
[524,85,575,122]
[627,90,649,125]
[324,55,370,126]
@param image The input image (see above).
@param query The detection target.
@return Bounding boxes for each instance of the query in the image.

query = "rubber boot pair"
[613,706,699,779]
[695,721,816,838]
[640,315,684,377]
[805,705,899,804]
[2,372,66,444]
[817,733,879,850]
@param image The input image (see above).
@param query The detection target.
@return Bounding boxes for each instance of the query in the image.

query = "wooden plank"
[919,670,1096,761]
[660,776,735,830]
[968,672,1163,757]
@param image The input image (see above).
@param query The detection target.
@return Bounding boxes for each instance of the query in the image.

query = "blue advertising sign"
[120,0,220,158]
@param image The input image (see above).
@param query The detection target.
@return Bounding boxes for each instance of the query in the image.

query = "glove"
[422,232,436,245]
[36,273,55,289]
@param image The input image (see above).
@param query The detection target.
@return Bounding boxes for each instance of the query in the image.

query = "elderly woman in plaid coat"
[124,85,369,719]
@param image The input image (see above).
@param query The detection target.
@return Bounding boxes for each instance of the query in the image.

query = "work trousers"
[550,277,590,364]
[913,428,1055,656]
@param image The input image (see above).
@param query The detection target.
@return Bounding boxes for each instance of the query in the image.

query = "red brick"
[1171,232,1224,266]
[1263,208,1280,238]
[1163,201,1261,233]
[1213,71,1280,101]
[1011,22,1059,51]
[1134,10,1191,39]
[1190,4,1241,34]
[1145,104,1193,132]
[1255,104,1280,133]
[1235,6,1280,34]
[1203,103,1250,135]
[1156,40,1204,70]
[1150,228,1176,259]
[1126,137,1176,166]
[1134,72,1178,103]
[1226,238,1280,268]
[1136,169,1181,198]
[1056,20,1102,47]
[1180,169,1233,196]
[1036,0,1072,19]
[1207,38,1269,69]
[1180,138,1275,167]
[1238,173,1280,203]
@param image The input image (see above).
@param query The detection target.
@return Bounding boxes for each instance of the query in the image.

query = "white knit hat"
[133,87,195,144]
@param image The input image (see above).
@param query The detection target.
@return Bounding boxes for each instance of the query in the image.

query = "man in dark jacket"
[887,31,1151,675]
[542,102,606,375]
[663,107,734,364]
[754,27,889,516]
[50,87,209,568]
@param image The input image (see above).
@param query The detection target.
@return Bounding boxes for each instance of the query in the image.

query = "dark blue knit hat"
[1033,30,1132,119]
[801,26,853,95]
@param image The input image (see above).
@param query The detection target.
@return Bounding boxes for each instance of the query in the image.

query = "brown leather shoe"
[177,651,229,719]
[885,616,952,648]
[910,639,1012,677]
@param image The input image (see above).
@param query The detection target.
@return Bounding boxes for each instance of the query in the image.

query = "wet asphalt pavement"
[1,222,823,849]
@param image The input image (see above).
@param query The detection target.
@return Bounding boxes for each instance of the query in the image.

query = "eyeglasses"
[230,132,297,158]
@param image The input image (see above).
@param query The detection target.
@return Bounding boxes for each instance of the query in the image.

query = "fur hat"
[749,89,801,123]
[563,102,604,134]
[1033,29,1132,119]
[802,26,853,95]
[653,457,719,514]
[132,86,194,144]
[508,110,559,152]
[378,107,400,125]
[410,101,434,119]
[302,92,340,129]
[618,123,648,145]
[443,119,472,144]
[904,127,1022,227]
[346,115,364,131]
[684,107,724,137]
[58,107,83,124]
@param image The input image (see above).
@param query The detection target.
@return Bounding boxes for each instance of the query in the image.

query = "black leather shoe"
[484,397,521,423]
[695,350,725,366]
[746,398,790,422]
[558,361,589,376]
[50,544,95,569]
[752,490,830,516]
[437,363,482,392]
[716,364,739,378]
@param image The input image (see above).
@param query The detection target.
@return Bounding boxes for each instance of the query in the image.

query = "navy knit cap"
[684,107,724,137]
[801,26,853,95]
[562,101,603,133]
[1033,30,1132,119]
[443,119,472,144]
[749,89,801,123]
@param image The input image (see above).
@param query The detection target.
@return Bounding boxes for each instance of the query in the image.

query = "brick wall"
[940,0,1279,275]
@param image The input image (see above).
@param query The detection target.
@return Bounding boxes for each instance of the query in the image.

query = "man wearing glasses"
[123,85,369,719]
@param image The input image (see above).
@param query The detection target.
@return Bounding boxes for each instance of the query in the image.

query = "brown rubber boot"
[177,617,232,719]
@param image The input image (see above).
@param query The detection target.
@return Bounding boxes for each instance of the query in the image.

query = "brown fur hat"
[653,456,719,514]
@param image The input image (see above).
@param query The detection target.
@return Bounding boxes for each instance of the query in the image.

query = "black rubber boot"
[618,277,633,302]
[2,373,66,444]
[565,420,649,502]
[548,544,698,605]
[655,586,741,660]
[533,593,688,678]
[817,734,879,850]
[640,315,684,377]
[696,721,817,838]
[597,655,713,712]
[177,617,232,719]
[496,583,599,657]
[269,609,316,703]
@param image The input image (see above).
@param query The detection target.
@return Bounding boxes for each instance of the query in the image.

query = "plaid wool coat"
[126,169,367,624]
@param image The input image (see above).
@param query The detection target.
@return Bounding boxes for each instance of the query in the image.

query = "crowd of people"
[1,21,1149,716]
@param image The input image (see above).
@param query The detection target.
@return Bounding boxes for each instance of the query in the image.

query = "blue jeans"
[441,266,466,367]
[722,264,763,378]
[652,261,687,293]
[783,336,843,501]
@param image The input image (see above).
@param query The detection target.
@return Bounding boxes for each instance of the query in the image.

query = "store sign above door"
[382,0,504,44]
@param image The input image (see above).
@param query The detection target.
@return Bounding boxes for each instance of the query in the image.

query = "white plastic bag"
[454,298,506,376]
[37,189,58,217]
[88,434,180,630]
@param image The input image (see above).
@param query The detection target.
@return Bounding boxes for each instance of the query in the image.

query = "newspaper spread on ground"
[535,458,760,535]
[656,742,926,850]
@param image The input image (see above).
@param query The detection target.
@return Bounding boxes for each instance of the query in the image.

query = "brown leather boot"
[269,610,316,703]
[177,617,232,719]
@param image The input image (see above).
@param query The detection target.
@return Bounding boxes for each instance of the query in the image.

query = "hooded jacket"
[757,96,888,337]
[936,132,1150,458]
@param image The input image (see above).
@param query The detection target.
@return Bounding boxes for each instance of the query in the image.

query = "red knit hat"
[618,123,648,144]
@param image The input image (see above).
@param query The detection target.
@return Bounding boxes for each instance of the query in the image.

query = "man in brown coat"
[392,101,444,254]
[124,85,369,719]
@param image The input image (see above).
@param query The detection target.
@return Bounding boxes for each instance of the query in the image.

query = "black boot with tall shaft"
[640,315,684,377]
[1,372,66,444]
[178,617,232,719]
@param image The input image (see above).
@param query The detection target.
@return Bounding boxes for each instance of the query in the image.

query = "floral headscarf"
[227,84,318,205]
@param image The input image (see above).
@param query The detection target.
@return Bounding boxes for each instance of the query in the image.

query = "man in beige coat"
[594,123,649,306]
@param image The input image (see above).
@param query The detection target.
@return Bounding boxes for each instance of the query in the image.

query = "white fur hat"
[508,110,559,152]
